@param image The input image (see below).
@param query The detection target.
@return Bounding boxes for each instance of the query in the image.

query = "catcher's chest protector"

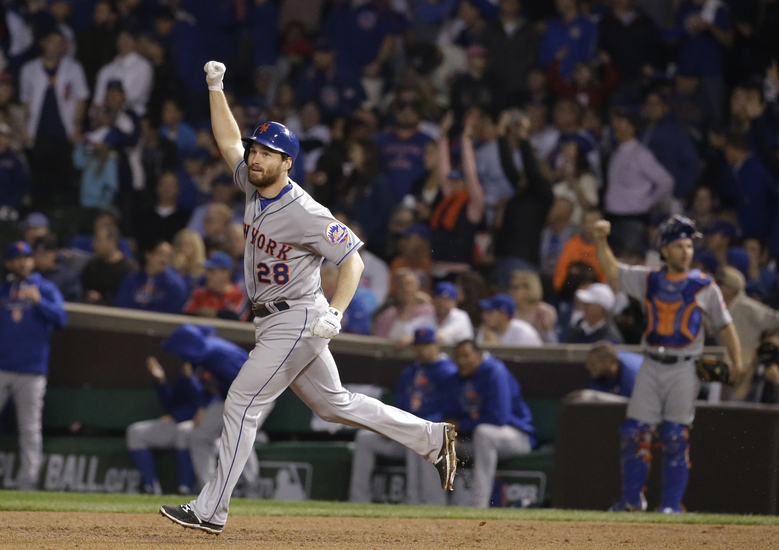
[643,268,711,348]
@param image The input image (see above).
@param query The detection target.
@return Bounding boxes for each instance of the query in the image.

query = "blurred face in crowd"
[388,207,415,234]
[705,230,729,252]
[573,63,593,88]
[92,227,118,258]
[691,186,713,215]
[644,93,668,123]
[117,31,136,56]
[212,181,237,205]
[300,102,321,131]
[585,348,619,379]
[204,206,232,239]
[146,242,173,275]
[395,102,421,130]
[554,100,580,131]
[205,267,232,292]
[527,69,547,97]
[433,294,456,319]
[347,141,366,171]
[482,308,509,331]
[467,51,487,75]
[556,0,577,14]
[41,32,65,59]
[526,103,548,133]
[5,255,35,280]
[458,1,481,25]
[24,225,49,246]
[582,301,608,325]
[500,0,521,18]
[313,49,335,71]
[547,196,574,227]
[662,238,694,273]
[675,74,699,96]
[246,143,290,189]
[454,341,482,377]
[611,115,635,143]
[414,341,440,364]
[395,271,420,304]
[34,248,57,273]
[93,1,115,26]
[157,173,180,205]
[105,87,126,112]
[162,100,183,127]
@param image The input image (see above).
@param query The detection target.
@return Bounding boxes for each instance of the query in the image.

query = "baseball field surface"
[2,491,777,549]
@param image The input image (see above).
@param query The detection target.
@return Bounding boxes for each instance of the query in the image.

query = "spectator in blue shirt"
[126,358,211,495]
[0,123,28,221]
[673,0,734,124]
[585,341,641,398]
[375,99,434,203]
[642,91,702,199]
[321,0,402,76]
[443,340,536,507]
[724,133,777,242]
[538,0,597,76]
[160,99,196,155]
[0,241,67,490]
[116,240,189,314]
[349,327,457,504]
[295,37,366,123]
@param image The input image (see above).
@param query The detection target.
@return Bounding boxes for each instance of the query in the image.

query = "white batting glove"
[204,61,226,91]
[311,307,343,339]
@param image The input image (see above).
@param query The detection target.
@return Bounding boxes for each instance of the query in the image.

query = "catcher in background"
[593,215,742,513]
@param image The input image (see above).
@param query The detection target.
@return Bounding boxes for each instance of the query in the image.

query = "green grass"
[1,491,778,526]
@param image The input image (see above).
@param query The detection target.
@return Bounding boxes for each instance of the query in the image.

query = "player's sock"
[176,450,196,493]
[619,419,652,507]
[659,422,690,510]
[130,449,157,491]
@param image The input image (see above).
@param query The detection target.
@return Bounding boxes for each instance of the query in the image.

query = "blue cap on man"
[479,294,516,317]
[413,327,437,345]
[204,251,234,271]
[433,282,458,300]
[5,241,33,260]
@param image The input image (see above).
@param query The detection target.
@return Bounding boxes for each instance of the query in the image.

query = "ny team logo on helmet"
[656,214,701,250]
[242,121,300,164]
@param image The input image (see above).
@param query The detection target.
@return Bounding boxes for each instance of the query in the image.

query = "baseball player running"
[160,61,457,534]
[594,215,742,513]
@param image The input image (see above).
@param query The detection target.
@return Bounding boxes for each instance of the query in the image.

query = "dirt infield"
[3,512,778,550]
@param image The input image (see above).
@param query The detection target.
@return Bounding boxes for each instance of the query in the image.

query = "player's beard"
[247,163,285,189]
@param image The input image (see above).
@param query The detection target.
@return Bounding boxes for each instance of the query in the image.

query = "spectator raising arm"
[461,110,485,225]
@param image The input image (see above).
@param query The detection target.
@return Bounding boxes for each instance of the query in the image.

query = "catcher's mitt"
[695,355,730,384]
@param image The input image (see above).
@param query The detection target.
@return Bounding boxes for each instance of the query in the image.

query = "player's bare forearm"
[209,89,244,168]
[719,322,743,379]
[329,253,364,313]
[594,237,619,287]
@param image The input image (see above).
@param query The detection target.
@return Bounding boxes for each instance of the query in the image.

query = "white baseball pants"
[0,370,46,490]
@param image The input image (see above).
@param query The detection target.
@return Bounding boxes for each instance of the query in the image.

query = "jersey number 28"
[256,262,289,285]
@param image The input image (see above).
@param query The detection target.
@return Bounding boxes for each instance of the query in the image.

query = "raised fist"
[592,219,611,240]
[204,61,226,91]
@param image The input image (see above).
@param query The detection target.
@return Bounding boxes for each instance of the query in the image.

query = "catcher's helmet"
[242,121,299,164]
[656,214,701,250]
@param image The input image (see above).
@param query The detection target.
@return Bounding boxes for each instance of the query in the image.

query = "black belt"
[252,301,290,318]
[644,351,693,364]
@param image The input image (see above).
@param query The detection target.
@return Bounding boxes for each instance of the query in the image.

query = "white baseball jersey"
[234,160,363,305]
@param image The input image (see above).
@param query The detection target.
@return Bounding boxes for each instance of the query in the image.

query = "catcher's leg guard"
[658,421,690,512]
[619,419,652,508]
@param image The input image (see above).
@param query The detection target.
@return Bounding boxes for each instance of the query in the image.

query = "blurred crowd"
[4,0,779,352]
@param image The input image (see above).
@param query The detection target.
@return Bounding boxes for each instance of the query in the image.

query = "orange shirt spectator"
[553,209,607,291]
[185,252,248,321]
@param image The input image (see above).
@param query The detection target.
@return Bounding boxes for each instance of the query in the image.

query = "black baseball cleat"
[159,504,224,534]
[434,423,457,491]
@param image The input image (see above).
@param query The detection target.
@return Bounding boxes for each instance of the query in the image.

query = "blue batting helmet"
[242,121,300,164]
[656,215,701,250]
